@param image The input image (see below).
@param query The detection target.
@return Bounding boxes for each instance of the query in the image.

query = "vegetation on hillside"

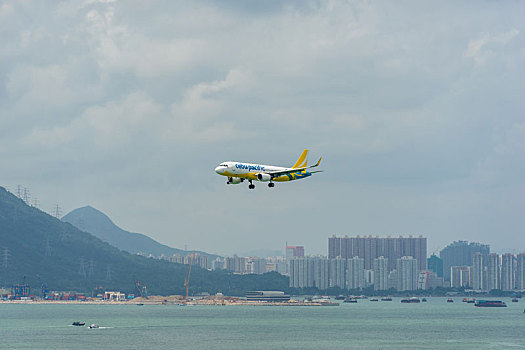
[0,187,288,296]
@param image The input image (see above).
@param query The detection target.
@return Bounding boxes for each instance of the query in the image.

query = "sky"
[1,0,524,256]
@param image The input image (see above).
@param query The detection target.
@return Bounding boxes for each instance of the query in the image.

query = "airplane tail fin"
[291,149,309,168]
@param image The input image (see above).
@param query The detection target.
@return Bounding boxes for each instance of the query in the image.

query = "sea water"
[1,297,524,349]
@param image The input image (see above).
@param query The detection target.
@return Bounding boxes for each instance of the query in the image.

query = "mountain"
[0,187,288,295]
[62,206,219,259]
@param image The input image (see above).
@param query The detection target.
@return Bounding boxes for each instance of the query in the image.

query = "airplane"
[214,149,322,189]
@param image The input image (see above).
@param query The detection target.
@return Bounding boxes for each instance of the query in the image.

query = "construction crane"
[184,253,194,301]
[36,275,48,299]
[135,280,148,299]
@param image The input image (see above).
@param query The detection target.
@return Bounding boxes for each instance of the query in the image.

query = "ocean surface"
[1,297,524,350]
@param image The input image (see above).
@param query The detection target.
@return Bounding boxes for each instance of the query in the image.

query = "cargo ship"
[474,300,507,307]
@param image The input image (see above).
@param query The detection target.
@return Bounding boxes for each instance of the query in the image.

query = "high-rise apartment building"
[247,257,267,275]
[418,271,443,289]
[347,257,365,289]
[501,253,514,291]
[169,253,211,270]
[427,254,443,277]
[266,256,288,275]
[169,254,185,264]
[516,253,525,290]
[450,266,470,288]
[225,255,248,273]
[289,257,332,289]
[330,257,347,288]
[312,257,330,290]
[328,235,427,271]
[417,271,430,290]
[397,256,418,291]
[289,257,308,288]
[286,246,305,259]
[388,270,398,290]
[440,241,490,282]
[212,258,223,270]
[364,269,374,287]
[373,256,389,291]
[471,252,485,291]
[487,253,501,290]
[428,272,444,288]
[328,237,341,261]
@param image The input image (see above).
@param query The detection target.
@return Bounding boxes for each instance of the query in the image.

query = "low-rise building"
[103,291,126,301]
[246,291,290,302]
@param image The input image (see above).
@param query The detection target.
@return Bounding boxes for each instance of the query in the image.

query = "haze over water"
[2,299,524,349]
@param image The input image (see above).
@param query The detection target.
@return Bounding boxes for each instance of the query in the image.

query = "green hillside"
[0,187,288,296]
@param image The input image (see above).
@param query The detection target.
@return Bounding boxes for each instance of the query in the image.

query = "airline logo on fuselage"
[235,163,265,172]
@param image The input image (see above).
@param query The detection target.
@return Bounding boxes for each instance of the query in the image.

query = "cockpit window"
[220,163,227,167]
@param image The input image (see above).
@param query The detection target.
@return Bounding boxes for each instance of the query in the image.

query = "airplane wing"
[265,157,322,177]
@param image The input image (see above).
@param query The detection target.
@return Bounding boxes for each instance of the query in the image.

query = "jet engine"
[256,173,272,182]
[227,177,243,184]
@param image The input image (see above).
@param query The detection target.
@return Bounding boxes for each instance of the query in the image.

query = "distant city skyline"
[9,188,525,268]
[140,228,525,292]
[12,187,525,261]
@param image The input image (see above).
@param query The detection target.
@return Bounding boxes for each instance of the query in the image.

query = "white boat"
[89,324,99,329]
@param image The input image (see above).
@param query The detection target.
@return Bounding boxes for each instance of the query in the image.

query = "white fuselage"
[215,162,287,175]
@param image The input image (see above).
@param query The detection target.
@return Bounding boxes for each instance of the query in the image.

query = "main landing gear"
[247,180,274,189]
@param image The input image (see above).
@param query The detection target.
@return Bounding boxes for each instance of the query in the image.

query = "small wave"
[489,342,522,348]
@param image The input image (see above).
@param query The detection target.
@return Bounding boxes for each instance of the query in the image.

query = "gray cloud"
[1,0,524,255]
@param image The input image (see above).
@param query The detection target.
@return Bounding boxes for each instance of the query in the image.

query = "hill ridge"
[62,206,218,259]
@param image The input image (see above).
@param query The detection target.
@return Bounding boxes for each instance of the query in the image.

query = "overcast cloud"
[1,0,524,256]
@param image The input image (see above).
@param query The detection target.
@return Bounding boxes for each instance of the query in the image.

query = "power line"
[88,258,94,279]
[44,237,52,257]
[105,265,112,281]
[2,247,10,270]
[59,226,69,241]
[22,187,30,204]
[53,205,62,219]
[78,257,87,278]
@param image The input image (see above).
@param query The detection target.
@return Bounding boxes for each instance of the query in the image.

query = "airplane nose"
[215,166,223,174]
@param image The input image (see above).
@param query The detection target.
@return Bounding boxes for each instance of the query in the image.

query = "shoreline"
[0,300,338,306]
